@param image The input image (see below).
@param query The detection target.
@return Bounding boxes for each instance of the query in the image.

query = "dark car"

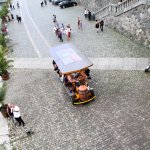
[52,0,71,5]
[59,1,77,8]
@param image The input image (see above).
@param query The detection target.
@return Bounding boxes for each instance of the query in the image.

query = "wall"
[105,5,150,48]
[75,0,118,12]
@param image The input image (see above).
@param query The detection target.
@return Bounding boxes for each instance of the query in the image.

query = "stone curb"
[9,57,149,70]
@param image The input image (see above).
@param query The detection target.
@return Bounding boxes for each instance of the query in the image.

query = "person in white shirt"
[66,24,71,41]
[11,106,25,127]
[84,8,88,18]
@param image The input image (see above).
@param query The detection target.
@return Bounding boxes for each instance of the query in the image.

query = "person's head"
[5,104,8,107]
[7,103,14,108]
[13,106,20,112]
[76,81,80,87]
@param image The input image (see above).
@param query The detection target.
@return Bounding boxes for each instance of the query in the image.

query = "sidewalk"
[10,57,149,70]
[0,113,11,150]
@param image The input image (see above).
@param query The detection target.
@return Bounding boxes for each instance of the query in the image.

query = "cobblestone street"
[6,69,150,150]
[3,0,150,149]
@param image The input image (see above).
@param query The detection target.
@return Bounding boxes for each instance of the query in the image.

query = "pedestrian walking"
[100,20,104,32]
[41,1,44,7]
[12,4,15,9]
[60,23,65,34]
[10,4,12,10]
[11,14,14,20]
[66,24,71,41]
[17,2,20,8]
[95,20,100,33]
[61,23,65,30]
[53,14,57,23]
[7,15,11,22]
[58,30,63,42]
[18,16,21,23]
[55,28,59,37]
[77,17,80,29]
[84,8,88,18]
[44,0,47,5]
[88,10,91,21]
[11,105,25,127]
[79,20,82,29]
[16,15,21,23]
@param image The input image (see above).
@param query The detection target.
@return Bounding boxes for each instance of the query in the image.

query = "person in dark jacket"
[95,20,100,33]
[41,1,44,7]
[44,0,47,5]
[57,30,63,42]
[100,20,104,32]
[11,14,14,20]
[88,10,91,20]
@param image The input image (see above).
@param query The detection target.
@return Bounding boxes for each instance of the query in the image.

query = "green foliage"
[0,5,9,19]
[7,0,11,5]
[0,46,13,75]
[0,34,7,48]
[0,84,6,104]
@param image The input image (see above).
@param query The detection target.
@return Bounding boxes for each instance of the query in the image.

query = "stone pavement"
[5,69,150,150]
[1,0,150,149]
[0,113,11,150]
[11,57,150,70]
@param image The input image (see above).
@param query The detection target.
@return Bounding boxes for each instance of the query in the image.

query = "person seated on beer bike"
[76,71,87,83]
[52,60,58,71]
[66,74,78,92]
[57,69,62,77]
[85,68,91,79]
[75,81,80,92]
[63,75,72,87]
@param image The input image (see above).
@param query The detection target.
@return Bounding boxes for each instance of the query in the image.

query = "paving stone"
[3,0,150,149]
[4,69,150,150]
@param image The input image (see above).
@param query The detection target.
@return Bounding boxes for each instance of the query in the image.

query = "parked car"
[59,1,77,8]
[52,0,71,5]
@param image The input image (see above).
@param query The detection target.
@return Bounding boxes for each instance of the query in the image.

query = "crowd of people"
[84,8,92,20]
[52,60,92,93]
[52,10,104,43]
[4,2,21,23]
[52,14,72,42]
[39,1,104,43]
[41,0,47,7]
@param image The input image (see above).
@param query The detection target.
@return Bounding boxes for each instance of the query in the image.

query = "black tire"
[63,5,65,8]
[145,69,149,72]
[73,3,76,6]
[90,90,95,97]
